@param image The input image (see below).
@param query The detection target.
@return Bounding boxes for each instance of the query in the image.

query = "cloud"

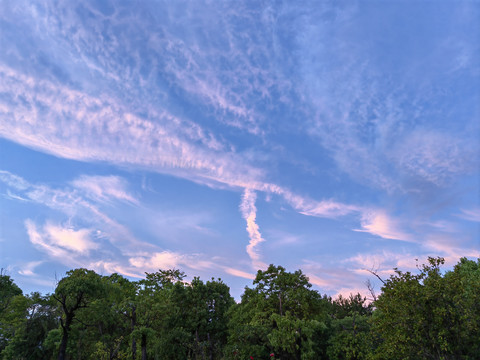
[240,188,267,270]
[354,210,413,241]
[0,170,30,190]
[255,182,359,218]
[0,170,153,257]
[26,220,98,258]
[223,267,256,280]
[18,261,43,277]
[44,223,98,254]
[422,235,480,266]
[302,259,376,299]
[293,2,479,195]
[129,251,181,272]
[71,175,138,204]
[26,220,84,266]
[391,130,479,186]
[346,250,418,276]
[129,251,215,274]
[458,207,480,222]
[0,65,264,191]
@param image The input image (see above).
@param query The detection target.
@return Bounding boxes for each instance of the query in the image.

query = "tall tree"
[53,268,104,360]
[185,277,234,360]
[227,265,329,360]
[134,269,186,360]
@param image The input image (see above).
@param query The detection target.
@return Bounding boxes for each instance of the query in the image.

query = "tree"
[326,293,376,360]
[227,265,330,360]
[134,269,186,360]
[67,273,134,360]
[0,271,24,355]
[0,270,22,312]
[372,257,480,359]
[53,268,104,360]
[1,292,59,360]
[183,277,234,359]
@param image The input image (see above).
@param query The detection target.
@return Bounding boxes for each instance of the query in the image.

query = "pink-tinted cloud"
[71,175,138,204]
[354,210,413,241]
[223,267,256,280]
[240,188,267,270]
[458,207,480,222]
[25,220,86,267]
[0,65,263,190]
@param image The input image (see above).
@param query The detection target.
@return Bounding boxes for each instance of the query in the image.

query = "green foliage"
[1,292,59,360]
[0,271,25,356]
[227,264,330,360]
[53,268,105,360]
[1,257,478,359]
[326,293,376,360]
[373,257,480,359]
[0,271,22,312]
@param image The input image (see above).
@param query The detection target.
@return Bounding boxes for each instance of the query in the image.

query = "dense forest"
[0,257,479,360]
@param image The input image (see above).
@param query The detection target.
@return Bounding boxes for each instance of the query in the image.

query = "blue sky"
[0,0,479,299]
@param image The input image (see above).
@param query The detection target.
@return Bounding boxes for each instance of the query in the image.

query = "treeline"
[0,257,479,360]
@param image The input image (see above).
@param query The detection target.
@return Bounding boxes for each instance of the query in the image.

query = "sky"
[0,0,479,300]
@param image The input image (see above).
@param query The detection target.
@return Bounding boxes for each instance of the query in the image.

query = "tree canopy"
[0,257,478,360]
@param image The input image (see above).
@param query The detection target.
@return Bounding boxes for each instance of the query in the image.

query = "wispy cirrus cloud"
[17,261,44,277]
[1,0,478,299]
[293,2,479,194]
[0,65,262,190]
[71,175,138,204]
[1,170,260,282]
[458,207,480,223]
[0,170,152,256]
[222,266,256,280]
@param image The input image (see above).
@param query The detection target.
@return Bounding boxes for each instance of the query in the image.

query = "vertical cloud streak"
[240,188,267,270]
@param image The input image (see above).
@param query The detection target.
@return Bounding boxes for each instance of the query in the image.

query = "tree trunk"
[57,330,68,360]
[295,327,302,360]
[58,313,74,360]
[195,328,199,360]
[141,333,147,360]
[131,306,137,360]
[207,332,213,360]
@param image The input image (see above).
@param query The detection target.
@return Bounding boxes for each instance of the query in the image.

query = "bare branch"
[365,279,377,302]
[365,268,386,285]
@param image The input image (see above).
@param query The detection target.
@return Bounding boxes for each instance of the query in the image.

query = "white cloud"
[302,259,374,297]
[129,251,181,272]
[422,235,480,267]
[0,170,30,190]
[128,251,215,274]
[0,65,263,191]
[256,182,359,218]
[44,223,98,254]
[71,175,138,204]
[458,207,480,222]
[223,266,256,280]
[26,220,98,258]
[18,261,43,277]
[346,250,418,275]
[354,210,413,241]
[25,220,83,266]
[391,130,478,186]
[0,171,157,255]
[240,188,267,270]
